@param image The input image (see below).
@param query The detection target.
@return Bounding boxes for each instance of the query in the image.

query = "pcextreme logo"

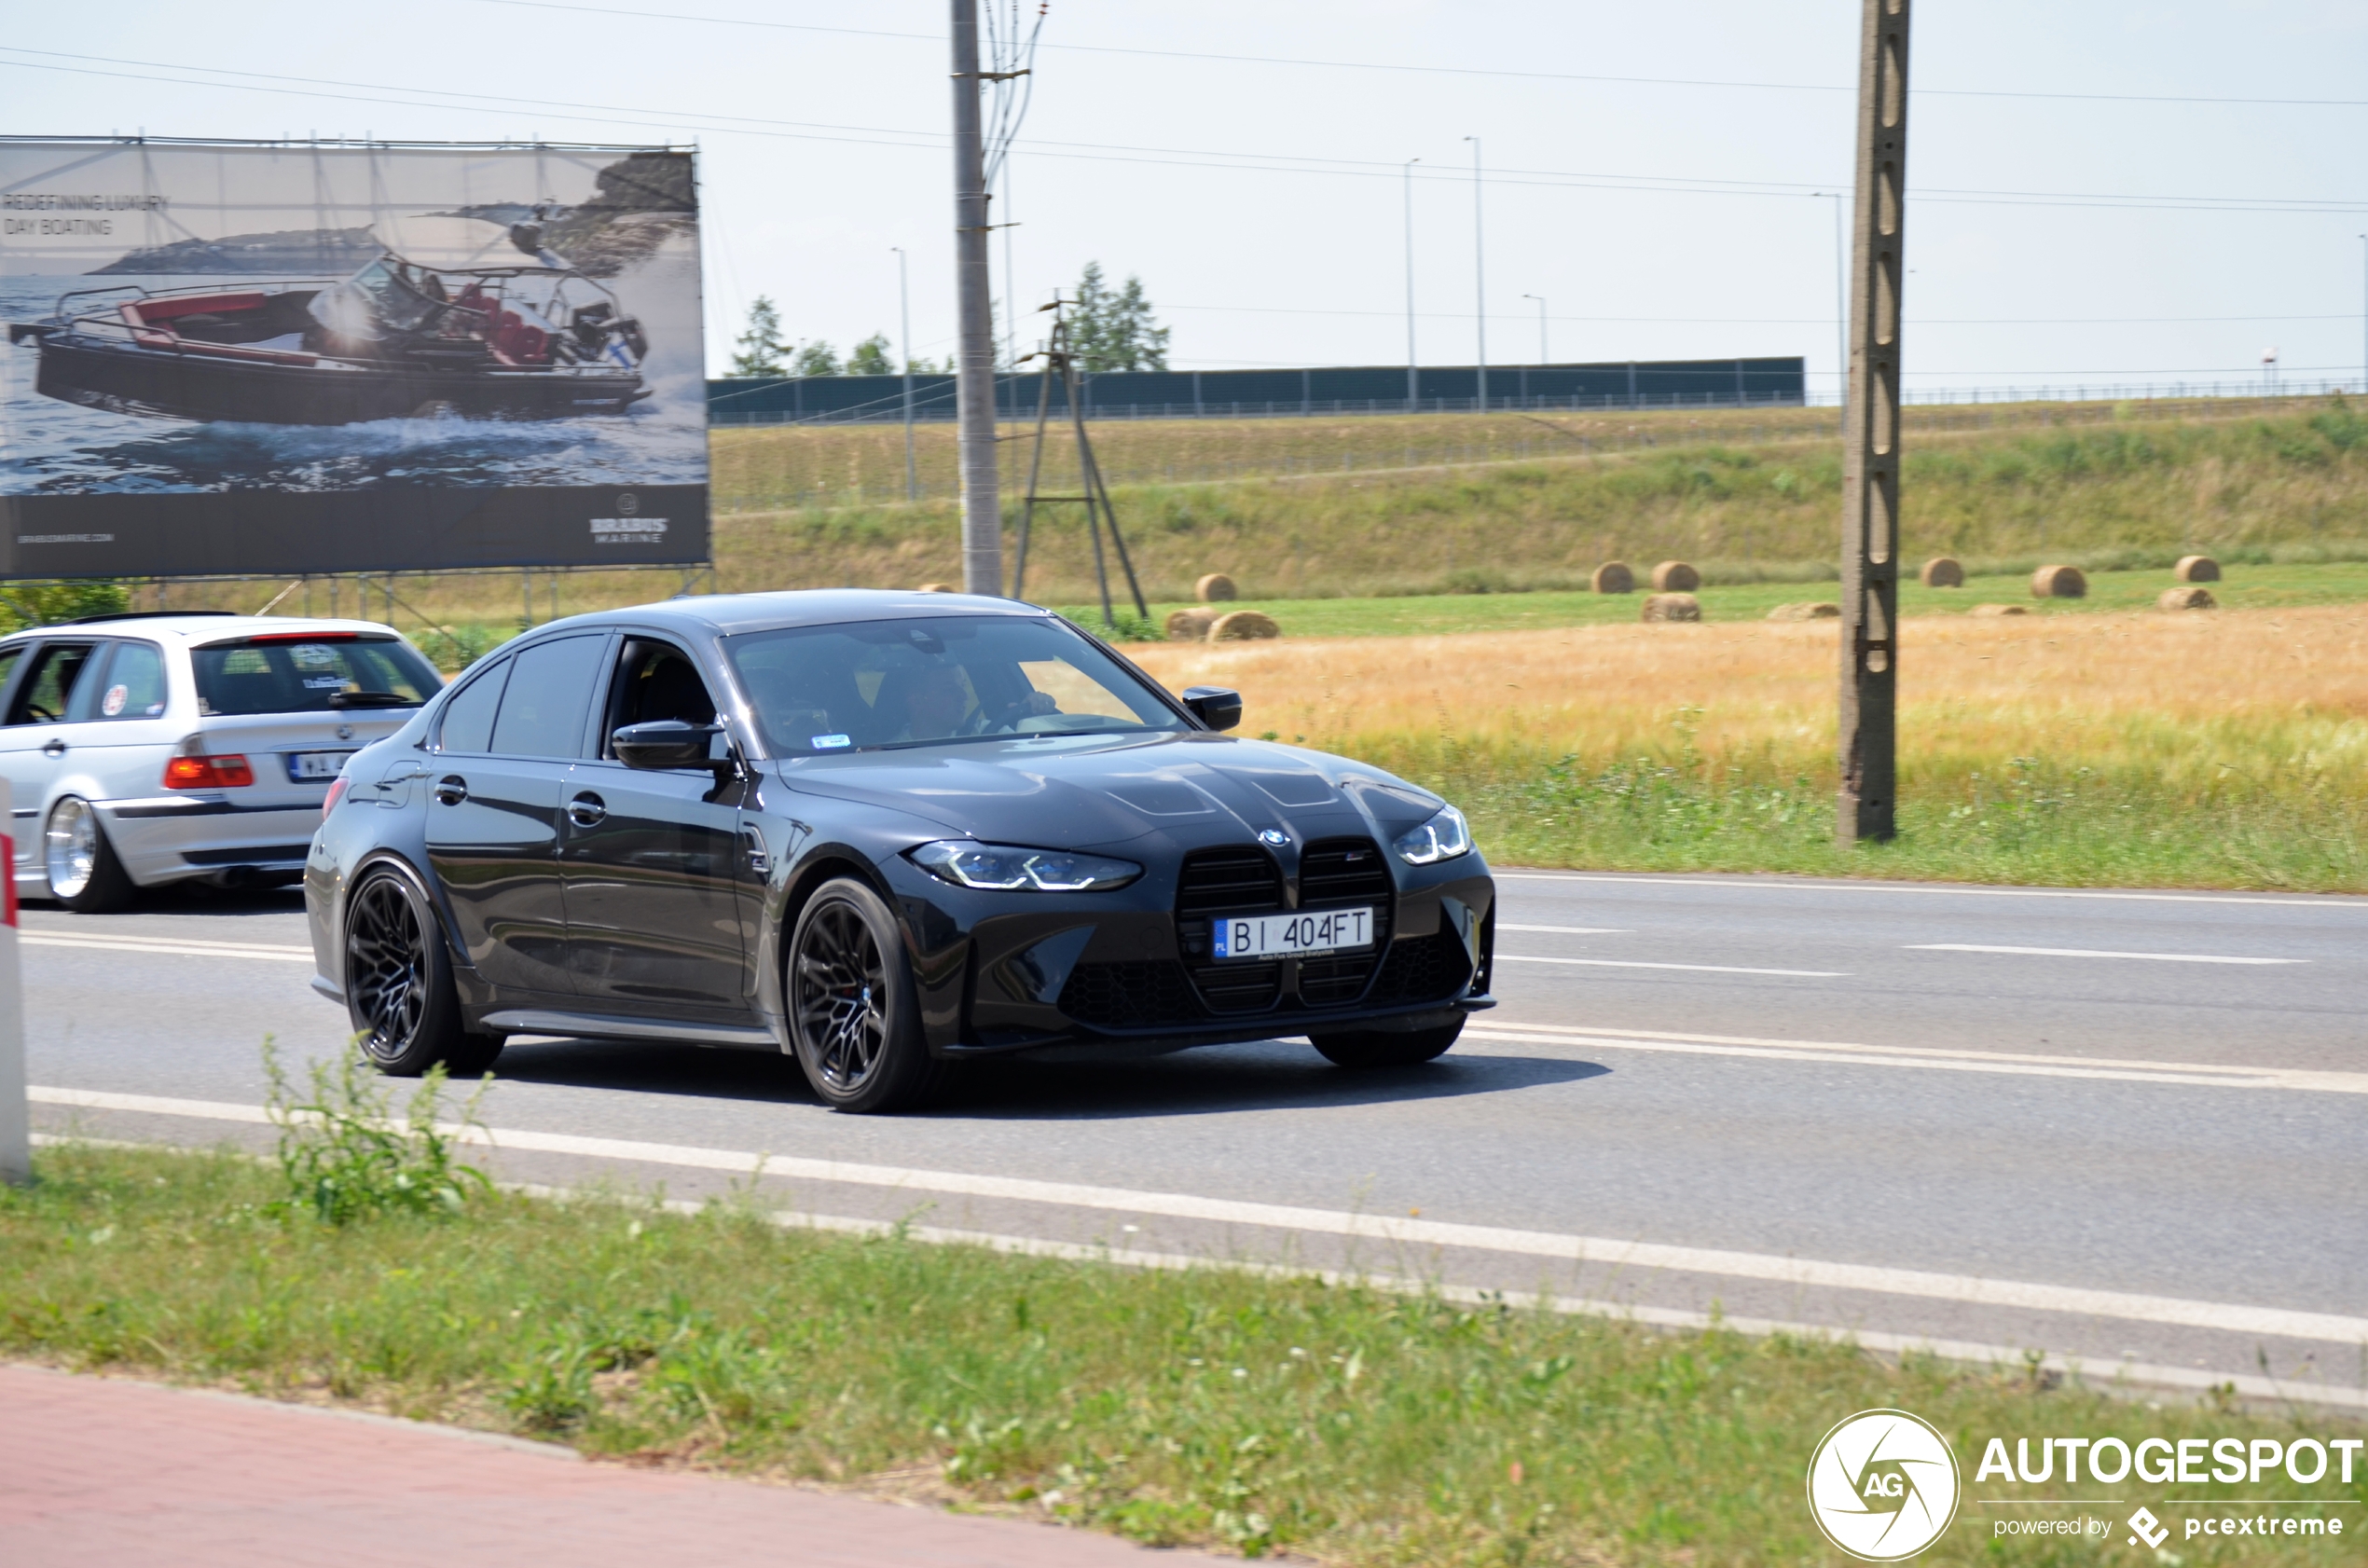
[1808,1409,1964,1561]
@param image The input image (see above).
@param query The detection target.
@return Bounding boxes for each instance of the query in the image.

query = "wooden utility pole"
[950,0,1001,595]
[1838,0,1909,844]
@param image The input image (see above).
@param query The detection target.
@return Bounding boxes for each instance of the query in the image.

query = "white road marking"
[21,932,314,962]
[29,1084,2368,1346]
[1496,924,1631,935]
[1497,955,1848,977]
[1464,1020,2368,1095]
[1906,943,2304,966]
[1497,871,2367,910]
[37,1133,2364,1415]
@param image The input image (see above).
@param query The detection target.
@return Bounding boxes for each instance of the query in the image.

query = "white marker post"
[0,777,26,1185]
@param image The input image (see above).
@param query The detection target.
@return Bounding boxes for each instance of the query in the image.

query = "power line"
[1160,304,2363,326]
[475,0,2368,109]
[4,50,2361,219]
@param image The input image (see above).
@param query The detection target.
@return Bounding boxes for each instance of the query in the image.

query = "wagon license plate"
[287,750,355,782]
[1213,906,1375,960]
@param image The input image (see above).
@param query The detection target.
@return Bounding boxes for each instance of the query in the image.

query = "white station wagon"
[0,612,444,910]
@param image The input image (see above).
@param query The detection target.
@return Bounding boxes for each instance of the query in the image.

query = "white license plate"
[287,750,355,781]
[1212,906,1375,960]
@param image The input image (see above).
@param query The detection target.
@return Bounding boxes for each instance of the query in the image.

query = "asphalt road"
[21,870,2368,1408]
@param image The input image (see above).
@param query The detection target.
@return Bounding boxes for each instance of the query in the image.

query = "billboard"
[0,138,708,579]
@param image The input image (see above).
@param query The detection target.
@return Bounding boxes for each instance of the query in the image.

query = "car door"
[421,633,609,996]
[0,640,103,885]
[559,636,750,1015]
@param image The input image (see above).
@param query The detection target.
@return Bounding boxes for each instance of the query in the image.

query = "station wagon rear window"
[194,635,441,717]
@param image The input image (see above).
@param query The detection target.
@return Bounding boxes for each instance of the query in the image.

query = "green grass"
[4,1141,2359,1566]
[1123,561,2368,641]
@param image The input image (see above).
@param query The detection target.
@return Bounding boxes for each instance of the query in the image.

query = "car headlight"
[909,840,1143,892]
[1391,804,1472,866]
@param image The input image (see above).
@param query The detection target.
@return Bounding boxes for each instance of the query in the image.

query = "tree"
[846,333,896,376]
[791,339,842,377]
[728,296,789,378]
[1067,262,1171,372]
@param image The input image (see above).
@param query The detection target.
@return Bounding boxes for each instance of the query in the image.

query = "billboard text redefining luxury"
[0,139,708,578]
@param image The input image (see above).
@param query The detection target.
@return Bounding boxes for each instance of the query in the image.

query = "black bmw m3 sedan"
[306,591,1496,1112]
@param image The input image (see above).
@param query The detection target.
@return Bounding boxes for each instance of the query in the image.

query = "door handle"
[41,738,66,758]
[434,776,468,806]
[567,791,608,827]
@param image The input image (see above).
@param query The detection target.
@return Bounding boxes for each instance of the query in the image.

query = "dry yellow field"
[1129,603,2368,794]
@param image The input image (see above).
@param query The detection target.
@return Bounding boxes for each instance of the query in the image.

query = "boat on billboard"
[0,138,709,579]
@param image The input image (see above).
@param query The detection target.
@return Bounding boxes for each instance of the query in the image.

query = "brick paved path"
[0,1364,1232,1567]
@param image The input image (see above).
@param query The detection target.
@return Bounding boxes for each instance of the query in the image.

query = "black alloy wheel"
[1308,1018,1465,1069]
[788,877,943,1113]
[344,867,501,1077]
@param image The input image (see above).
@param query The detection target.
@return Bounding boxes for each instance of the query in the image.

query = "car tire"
[344,865,503,1078]
[787,876,948,1114]
[45,796,137,914]
[1308,1018,1465,1068]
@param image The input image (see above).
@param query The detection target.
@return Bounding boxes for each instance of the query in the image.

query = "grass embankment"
[125,396,2368,631]
[1133,603,2368,893]
[7,1139,2358,1567]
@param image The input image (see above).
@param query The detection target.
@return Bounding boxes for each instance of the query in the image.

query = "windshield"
[194,636,442,717]
[725,615,1180,755]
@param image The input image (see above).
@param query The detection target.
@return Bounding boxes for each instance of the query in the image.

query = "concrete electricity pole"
[894,245,916,502]
[1837,0,1909,845]
[951,0,1001,595]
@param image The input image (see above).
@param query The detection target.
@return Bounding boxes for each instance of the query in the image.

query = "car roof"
[531,588,1055,640]
[2,614,406,645]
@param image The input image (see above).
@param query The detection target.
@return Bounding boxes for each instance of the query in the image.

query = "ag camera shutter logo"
[1808,1409,1962,1561]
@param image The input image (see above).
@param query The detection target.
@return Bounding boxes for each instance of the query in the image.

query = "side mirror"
[1179,685,1242,732]
[613,719,728,772]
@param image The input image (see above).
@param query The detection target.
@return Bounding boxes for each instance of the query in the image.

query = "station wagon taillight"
[165,753,255,789]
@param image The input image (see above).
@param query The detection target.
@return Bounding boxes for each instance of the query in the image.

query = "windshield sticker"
[810,734,851,750]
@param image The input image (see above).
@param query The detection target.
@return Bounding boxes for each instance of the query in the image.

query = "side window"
[0,647,23,718]
[435,659,510,754]
[5,642,97,726]
[489,636,607,759]
[606,640,719,755]
[92,641,170,721]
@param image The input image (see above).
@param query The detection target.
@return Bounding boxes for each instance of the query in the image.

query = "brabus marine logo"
[615,490,640,516]
[1807,1409,1962,1561]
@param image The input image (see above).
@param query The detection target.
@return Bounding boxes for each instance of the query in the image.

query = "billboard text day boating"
[0,138,709,579]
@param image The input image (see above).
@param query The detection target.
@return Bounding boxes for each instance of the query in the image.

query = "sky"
[3,0,2364,399]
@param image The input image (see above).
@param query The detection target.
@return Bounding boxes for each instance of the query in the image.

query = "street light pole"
[2358,235,2366,394]
[893,245,916,502]
[1522,294,1547,364]
[1465,136,1485,412]
[1404,158,1420,413]
[950,0,1000,594]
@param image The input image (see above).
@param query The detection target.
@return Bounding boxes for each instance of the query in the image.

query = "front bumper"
[878,852,1497,1059]
[94,796,320,887]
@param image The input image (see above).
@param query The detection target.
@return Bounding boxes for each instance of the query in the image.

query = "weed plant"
[1,1143,2357,1566]
[261,1041,490,1226]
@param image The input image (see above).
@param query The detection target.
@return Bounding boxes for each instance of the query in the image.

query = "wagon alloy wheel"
[795,901,888,1092]
[341,869,500,1078]
[348,874,430,1061]
[786,877,947,1114]
[45,796,134,913]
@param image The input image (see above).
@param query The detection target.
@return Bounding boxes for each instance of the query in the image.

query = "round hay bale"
[1651,560,1700,593]
[2030,564,2087,598]
[1165,607,1218,640]
[1590,561,1635,594]
[1641,593,1701,624]
[916,582,956,594]
[1920,557,1964,588]
[1767,601,1842,622]
[1207,609,1279,641]
[1969,603,2029,617]
[2158,586,2217,612]
[2175,554,2222,584]
[1195,572,1238,603]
